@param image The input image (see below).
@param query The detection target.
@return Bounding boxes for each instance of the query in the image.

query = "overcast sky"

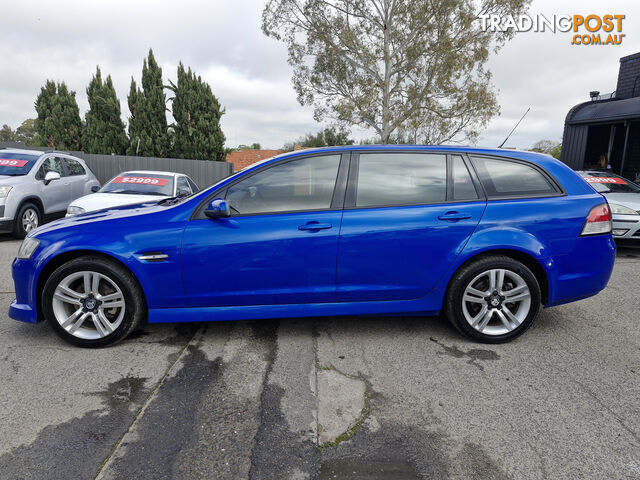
[1,0,639,150]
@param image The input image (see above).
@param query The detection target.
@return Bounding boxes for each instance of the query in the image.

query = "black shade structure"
[561,52,640,181]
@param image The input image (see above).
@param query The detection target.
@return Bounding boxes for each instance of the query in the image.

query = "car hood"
[70,192,165,213]
[604,192,640,212]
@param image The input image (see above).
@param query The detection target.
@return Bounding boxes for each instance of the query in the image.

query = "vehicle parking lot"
[0,237,639,480]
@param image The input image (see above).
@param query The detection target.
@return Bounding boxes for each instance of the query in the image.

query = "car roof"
[578,170,623,176]
[0,148,44,155]
[245,144,564,172]
[121,170,182,177]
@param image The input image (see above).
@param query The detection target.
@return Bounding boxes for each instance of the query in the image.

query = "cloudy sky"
[1,0,638,150]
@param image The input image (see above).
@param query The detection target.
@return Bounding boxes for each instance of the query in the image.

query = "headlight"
[0,186,12,198]
[609,203,637,215]
[66,205,85,216]
[17,237,40,260]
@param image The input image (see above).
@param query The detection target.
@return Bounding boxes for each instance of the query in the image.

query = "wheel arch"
[17,196,45,217]
[36,249,148,322]
[445,248,549,305]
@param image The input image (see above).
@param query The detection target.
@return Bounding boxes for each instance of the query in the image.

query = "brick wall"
[615,52,640,99]
[226,150,283,172]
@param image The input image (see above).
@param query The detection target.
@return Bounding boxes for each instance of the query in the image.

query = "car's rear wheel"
[42,256,145,347]
[445,256,541,343]
[13,202,41,239]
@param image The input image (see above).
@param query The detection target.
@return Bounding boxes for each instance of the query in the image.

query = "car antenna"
[498,107,530,149]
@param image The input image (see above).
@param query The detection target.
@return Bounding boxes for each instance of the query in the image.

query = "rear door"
[63,157,90,201]
[336,152,486,302]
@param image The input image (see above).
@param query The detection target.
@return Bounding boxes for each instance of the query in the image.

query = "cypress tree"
[84,66,128,154]
[127,49,170,157]
[35,80,82,150]
[170,63,225,161]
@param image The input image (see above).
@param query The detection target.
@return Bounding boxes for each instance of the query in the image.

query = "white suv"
[0,148,100,238]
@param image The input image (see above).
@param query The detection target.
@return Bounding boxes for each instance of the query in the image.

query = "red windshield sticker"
[0,159,28,167]
[112,176,168,186]
[584,176,627,185]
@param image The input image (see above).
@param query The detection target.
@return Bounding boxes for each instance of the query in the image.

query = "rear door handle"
[438,212,472,221]
[298,222,332,231]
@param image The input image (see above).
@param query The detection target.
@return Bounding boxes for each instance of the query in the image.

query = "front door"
[337,152,486,302]
[36,156,70,215]
[181,153,347,307]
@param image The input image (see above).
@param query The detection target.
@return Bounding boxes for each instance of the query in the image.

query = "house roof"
[226,149,283,172]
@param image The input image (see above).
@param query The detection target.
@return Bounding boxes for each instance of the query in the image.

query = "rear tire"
[13,202,41,239]
[445,256,541,343]
[42,256,145,347]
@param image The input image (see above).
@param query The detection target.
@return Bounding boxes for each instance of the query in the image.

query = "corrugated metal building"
[561,52,640,181]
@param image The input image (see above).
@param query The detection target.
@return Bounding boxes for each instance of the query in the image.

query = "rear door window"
[471,157,558,198]
[356,153,447,207]
[63,158,86,176]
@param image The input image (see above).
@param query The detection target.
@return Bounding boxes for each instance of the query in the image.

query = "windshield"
[0,153,39,176]
[580,173,640,193]
[100,173,174,196]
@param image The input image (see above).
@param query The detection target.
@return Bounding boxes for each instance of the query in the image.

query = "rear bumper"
[545,234,616,307]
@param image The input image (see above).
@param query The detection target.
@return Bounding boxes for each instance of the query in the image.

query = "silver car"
[579,171,640,240]
[0,148,100,238]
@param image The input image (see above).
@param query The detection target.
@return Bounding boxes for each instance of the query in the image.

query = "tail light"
[580,203,612,236]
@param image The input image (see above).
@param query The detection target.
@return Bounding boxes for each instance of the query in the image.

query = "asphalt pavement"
[0,236,639,479]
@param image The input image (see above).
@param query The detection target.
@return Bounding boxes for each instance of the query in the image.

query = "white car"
[66,170,199,216]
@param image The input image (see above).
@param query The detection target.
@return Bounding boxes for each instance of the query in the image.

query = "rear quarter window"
[471,156,559,198]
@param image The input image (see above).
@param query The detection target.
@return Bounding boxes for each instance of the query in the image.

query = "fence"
[0,143,233,189]
[79,154,232,188]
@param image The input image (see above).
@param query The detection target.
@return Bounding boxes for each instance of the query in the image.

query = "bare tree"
[263,0,530,144]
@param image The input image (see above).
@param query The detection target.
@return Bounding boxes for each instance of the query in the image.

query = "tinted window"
[451,155,478,201]
[100,173,174,196]
[471,157,556,197]
[0,153,39,176]
[356,153,446,207]
[226,155,340,215]
[64,158,86,176]
[37,157,64,180]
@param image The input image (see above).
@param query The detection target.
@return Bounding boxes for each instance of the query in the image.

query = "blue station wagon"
[9,146,616,347]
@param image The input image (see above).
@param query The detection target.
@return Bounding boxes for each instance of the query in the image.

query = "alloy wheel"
[22,208,39,232]
[51,271,125,340]
[461,268,532,336]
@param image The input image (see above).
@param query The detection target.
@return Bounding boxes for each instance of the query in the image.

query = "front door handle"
[438,211,472,221]
[298,221,332,231]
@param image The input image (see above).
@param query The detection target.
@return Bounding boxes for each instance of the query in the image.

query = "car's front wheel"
[13,202,41,239]
[42,256,145,347]
[445,256,541,343]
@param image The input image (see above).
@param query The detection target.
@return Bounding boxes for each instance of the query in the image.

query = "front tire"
[42,256,145,347]
[445,256,541,343]
[13,202,41,239]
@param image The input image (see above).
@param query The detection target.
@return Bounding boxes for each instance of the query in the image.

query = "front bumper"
[8,257,40,324]
[611,214,640,239]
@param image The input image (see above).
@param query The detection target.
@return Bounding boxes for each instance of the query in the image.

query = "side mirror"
[44,171,61,185]
[204,199,231,219]
[91,185,100,193]
[177,187,191,197]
